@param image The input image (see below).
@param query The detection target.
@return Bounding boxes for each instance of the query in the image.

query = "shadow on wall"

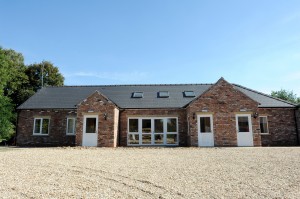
[296,106,300,145]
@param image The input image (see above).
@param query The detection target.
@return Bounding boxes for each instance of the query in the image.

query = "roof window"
[158,91,169,98]
[183,91,195,97]
[132,92,143,98]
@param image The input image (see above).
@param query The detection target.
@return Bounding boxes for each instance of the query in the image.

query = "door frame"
[235,114,254,146]
[197,114,214,147]
[82,114,98,147]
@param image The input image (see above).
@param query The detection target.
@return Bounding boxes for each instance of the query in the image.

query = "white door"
[236,114,253,146]
[198,114,214,146]
[82,115,98,146]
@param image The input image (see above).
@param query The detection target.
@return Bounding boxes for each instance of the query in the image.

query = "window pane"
[42,119,49,134]
[158,91,169,98]
[34,119,41,134]
[166,134,177,144]
[128,134,139,144]
[154,119,163,133]
[142,119,151,133]
[238,116,249,132]
[184,91,195,97]
[167,118,177,132]
[200,117,211,133]
[260,117,268,133]
[132,92,143,98]
[67,119,75,134]
[154,134,164,144]
[86,118,96,133]
[142,134,151,144]
[129,119,138,132]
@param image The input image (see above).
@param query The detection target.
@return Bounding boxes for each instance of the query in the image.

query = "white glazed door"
[236,114,253,146]
[82,115,98,146]
[198,115,214,146]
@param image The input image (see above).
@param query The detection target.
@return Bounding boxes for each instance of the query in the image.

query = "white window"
[260,116,269,134]
[33,118,50,135]
[66,118,76,135]
[128,117,178,146]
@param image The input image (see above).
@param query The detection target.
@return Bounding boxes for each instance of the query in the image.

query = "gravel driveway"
[0,147,299,198]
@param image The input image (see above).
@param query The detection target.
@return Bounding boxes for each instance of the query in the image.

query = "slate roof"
[17,83,296,109]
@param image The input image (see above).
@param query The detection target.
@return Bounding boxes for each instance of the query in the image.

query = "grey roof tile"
[17,83,296,109]
[233,84,295,108]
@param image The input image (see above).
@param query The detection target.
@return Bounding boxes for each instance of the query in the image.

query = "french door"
[128,117,178,146]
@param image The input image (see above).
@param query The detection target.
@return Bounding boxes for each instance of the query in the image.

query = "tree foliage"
[0,95,14,141]
[0,46,65,142]
[26,61,64,92]
[271,89,300,104]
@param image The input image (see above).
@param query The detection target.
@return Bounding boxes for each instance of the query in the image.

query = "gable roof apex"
[77,90,118,108]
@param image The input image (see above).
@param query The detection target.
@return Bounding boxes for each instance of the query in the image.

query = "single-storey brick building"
[16,78,300,147]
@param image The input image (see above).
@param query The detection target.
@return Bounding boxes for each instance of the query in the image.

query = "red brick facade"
[76,91,119,147]
[186,79,261,147]
[259,108,298,146]
[17,109,76,146]
[296,108,300,144]
[119,109,187,146]
[16,81,299,147]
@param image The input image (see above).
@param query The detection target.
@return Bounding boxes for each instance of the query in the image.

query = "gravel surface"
[0,147,299,199]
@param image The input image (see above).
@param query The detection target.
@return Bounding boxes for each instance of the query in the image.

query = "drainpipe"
[14,110,20,146]
[118,109,125,147]
[294,107,300,146]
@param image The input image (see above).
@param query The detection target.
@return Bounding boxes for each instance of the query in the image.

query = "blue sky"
[1,0,300,95]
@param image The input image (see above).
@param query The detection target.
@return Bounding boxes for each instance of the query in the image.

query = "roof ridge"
[45,83,214,88]
[233,84,297,106]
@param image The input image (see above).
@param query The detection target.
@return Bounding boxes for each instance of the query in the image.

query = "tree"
[0,46,65,142]
[0,47,25,141]
[0,95,14,141]
[0,47,26,94]
[271,89,300,104]
[0,47,31,107]
[26,61,64,92]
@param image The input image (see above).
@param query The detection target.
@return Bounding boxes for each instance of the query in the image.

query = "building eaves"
[233,84,296,108]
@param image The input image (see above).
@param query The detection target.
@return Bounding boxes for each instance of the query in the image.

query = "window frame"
[259,116,269,134]
[183,91,195,97]
[132,92,144,98]
[158,91,169,98]
[198,114,213,133]
[127,117,179,146]
[66,117,76,135]
[33,117,50,135]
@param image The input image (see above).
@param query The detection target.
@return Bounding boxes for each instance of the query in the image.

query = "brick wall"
[296,108,300,145]
[119,109,187,146]
[259,108,298,146]
[17,109,76,146]
[76,91,118,147]
[186,78,261,147]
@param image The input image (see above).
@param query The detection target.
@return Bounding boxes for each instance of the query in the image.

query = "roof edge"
[233,84,297,107]
[43,83,214,88]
